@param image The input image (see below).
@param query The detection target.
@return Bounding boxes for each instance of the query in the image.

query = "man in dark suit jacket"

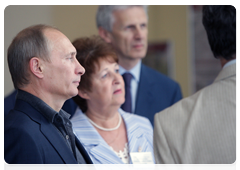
[5,24,92,164]
[135,65,182,125]
[96,5,182,125]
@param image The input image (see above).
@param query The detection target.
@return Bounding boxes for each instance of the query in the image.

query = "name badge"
[130,152,154,164]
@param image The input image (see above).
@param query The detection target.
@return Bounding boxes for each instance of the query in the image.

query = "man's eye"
[126,25,134,30]
[141,24,147,28]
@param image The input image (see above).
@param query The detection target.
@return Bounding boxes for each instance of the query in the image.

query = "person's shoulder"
[4,90,17,101]
[131,113,151,123]
[120,109,152,129]
[5,109,27,123]
[141,64,162,75]
[4,90,17,115]
[5,111,41,143]
[5,109,40,132]
[130,114,153,133]
[141,64,179,85]
[154,84,209,122]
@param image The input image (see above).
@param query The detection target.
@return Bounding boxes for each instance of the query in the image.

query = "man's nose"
[75,58,85,75]
[134,26,144,40]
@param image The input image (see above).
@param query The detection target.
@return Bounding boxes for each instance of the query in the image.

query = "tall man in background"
[96,5,182,126]
[154,5,236,163]
[5,24,92,164]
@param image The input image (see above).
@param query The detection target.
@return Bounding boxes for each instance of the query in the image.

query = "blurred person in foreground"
[154,5,236,164]
[96,5,182,126]
[71,36,154,164]
[4,24,92,164]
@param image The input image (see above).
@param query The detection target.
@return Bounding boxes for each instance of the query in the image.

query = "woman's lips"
[113,89,122,94]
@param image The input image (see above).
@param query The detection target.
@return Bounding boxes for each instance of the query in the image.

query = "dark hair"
[7,24,57,89]
[72,35,118,112]
[202,5,236,60]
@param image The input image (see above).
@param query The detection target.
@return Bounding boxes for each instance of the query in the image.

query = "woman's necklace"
[86,113,122,131]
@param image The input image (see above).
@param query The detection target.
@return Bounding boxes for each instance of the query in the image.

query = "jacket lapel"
[72,108,153,164]
[87,111,153,164]
[71,110,123,164]
[135,64,155,115]
[75,137,93,164]
[15,99,77,164]
[120,110,154,168]
[40,123,77,163]
[120,110,154,163]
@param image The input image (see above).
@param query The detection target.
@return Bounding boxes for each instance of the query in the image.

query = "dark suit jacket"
[135,64,182,126]
[4,98,92,164]
[4,90,77,116]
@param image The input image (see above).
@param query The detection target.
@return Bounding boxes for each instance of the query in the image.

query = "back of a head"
[7,24,56,89]
[96,5,148,32]
[202,5,236,60]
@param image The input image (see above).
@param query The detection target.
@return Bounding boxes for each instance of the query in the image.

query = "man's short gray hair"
[96,5,148,32]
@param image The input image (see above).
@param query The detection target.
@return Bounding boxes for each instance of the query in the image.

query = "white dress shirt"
[119,60,141,113]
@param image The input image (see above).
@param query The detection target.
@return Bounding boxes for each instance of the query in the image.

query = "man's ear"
[29,57,44,79]
[98,27,112,43]
[78,89,90,100]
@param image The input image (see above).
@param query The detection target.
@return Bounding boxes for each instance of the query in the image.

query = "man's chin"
[67,90,79,99]
[131,54,146,60]
[132,51,147,59]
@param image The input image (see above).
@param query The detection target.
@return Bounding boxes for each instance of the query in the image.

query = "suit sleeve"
[153,111,175,164]
[5,127,43,164]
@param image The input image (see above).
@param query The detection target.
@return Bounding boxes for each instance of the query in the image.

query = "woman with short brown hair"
[71,36,154,164]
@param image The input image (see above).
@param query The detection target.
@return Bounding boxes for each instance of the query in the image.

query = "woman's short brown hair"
[72,35,118,112]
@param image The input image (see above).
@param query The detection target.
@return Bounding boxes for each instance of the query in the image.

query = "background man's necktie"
[121,73,132,113]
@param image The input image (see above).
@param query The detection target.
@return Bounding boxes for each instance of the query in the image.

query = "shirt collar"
[223,59,236,69]
[16,89,70,123]
[119,60,141,82]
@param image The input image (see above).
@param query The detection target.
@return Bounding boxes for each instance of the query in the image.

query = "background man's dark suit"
[135,64,182,125]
